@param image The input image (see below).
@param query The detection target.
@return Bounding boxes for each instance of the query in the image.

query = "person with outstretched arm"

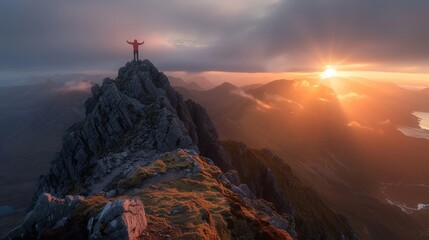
[126,39,144,61]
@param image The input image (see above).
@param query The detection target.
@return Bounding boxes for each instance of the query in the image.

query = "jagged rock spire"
[38,59,230,197]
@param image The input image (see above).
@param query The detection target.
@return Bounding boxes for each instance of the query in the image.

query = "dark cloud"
[0,0,428,74]
[203,0,429,72]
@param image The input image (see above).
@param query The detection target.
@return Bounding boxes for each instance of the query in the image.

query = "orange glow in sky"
[166,69,429,88]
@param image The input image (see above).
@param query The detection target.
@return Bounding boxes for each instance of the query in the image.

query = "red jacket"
[127,40,144,51]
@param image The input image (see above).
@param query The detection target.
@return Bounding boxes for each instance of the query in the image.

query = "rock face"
[88,199,147,240]
[5,194,146,240]
[5,193,84,239]
[4,60,354,239]
[37,60,231,197]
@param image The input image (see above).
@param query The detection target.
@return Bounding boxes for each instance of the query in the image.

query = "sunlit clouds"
[1,0,429,83]
[56,81,93,92]
[337,92,367,100]
[347,121,384,134]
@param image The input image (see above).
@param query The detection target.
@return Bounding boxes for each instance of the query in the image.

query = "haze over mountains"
[0,81,90,233]
[177,77,429,239]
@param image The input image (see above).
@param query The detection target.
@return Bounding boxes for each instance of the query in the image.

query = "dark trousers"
[133,50,139,61]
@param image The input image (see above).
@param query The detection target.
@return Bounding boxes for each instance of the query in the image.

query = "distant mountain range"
[177,77,429,239]
[167,76,215,90]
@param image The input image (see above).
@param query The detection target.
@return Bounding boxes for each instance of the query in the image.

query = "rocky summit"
[4,60,355,240]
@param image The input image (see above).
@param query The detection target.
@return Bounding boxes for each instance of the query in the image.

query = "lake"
[397,112,429,140]
[381,183,429,214]
[413,112,429,130]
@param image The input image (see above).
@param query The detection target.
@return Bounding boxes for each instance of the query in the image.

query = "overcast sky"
[1,0,429,76]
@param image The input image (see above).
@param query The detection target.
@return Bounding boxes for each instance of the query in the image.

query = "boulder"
[5,193,83,239]
[88,199,147,240]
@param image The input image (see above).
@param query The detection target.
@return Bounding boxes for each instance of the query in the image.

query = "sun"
[321,66,337,79]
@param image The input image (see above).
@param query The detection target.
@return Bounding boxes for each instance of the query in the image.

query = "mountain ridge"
[176,77,429,239]
[4,60,356,240]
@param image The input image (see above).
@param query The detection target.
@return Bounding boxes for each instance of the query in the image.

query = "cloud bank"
[1,0,429,74]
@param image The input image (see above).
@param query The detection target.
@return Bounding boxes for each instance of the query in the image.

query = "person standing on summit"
[126,39,144,61]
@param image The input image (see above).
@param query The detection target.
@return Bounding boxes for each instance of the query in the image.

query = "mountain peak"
[210,82,239,92]
[34,59,233,198]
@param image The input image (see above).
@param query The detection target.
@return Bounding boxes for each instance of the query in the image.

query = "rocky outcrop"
[5,194,147,240]
[88,199,147,240]
[5,193,83,239]
[37,60,231,197]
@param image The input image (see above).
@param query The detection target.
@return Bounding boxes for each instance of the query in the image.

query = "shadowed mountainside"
[223,140,356,240]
